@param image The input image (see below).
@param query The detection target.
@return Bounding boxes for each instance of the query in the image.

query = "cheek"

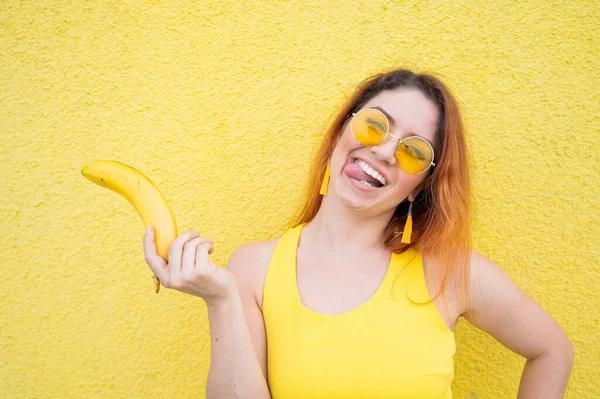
[390,168,428,189]
[394,174,428,198]
[334,127,360,155]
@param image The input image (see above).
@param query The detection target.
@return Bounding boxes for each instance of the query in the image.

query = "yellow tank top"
[262,224,456,399]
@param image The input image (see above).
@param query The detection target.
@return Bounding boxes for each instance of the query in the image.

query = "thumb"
[144,226,155,246]
[144,226,165,267]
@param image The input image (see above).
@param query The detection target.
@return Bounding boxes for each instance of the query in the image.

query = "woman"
[143,69,574,398]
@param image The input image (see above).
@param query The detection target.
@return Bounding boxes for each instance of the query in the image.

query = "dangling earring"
[394,201,413,244]
[401,201,413,244]
[319,163,331,196]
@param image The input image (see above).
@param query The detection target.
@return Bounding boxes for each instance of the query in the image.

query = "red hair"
[290,69,473,313]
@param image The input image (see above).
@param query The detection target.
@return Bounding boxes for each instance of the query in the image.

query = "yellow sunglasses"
[350,108,436,175]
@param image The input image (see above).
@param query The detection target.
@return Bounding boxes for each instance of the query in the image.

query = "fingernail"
[146,227,152,233]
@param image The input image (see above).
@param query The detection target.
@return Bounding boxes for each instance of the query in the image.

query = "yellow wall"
[1,1,598,397]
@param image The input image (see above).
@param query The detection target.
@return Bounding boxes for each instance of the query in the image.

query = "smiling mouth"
[352,158,387,187]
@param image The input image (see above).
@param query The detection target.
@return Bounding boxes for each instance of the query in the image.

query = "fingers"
[195,242,214,269]
[145,227,218,293]
[181,237,213,272]
[167,231,217,290]
[167,231,199,281]
[181,241,214,283]
[143,227,168,281]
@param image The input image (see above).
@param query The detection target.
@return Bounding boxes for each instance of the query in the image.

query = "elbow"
[543,334,574,371]
[530,333,574,369]
[562,336,575,369]
[558,337,575,380]
[557,332,574,366]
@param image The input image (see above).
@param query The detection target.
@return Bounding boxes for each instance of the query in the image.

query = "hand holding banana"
[143,227,236,304]
[82,159,233,300]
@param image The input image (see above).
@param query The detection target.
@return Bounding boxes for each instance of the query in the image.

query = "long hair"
[289,68,473,313]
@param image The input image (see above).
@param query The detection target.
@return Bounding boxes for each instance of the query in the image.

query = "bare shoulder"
[465,249,517,313]
[463,250,573,361]
[425,250,518,329]
[226,237,281,309]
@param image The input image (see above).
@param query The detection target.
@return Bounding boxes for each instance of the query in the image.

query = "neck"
[303,193,394,253]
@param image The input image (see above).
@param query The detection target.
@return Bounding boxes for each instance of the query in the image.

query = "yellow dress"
[263,224,455,399]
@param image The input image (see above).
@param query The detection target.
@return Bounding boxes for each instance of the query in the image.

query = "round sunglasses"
[350,108,436,175]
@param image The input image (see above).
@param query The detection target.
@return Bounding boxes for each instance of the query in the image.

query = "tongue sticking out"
[344,163,383,187]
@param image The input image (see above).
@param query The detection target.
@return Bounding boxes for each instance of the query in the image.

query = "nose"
[371,135,398,166]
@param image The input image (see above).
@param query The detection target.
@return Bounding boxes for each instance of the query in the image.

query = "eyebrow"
[372,106,396,126]
[371,105,430,141]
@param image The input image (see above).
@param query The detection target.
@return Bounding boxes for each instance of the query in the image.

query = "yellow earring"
[319,163,330,196]
[401,201,413,244]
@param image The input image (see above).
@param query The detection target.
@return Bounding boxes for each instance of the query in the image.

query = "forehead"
[361,89,440,143]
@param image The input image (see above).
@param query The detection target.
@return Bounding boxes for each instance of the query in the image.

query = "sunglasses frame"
[350,108,436,175]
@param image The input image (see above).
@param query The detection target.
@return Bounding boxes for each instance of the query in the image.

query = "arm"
[463,251,574,398]
[143,229,271,398]
[206,242,271,399]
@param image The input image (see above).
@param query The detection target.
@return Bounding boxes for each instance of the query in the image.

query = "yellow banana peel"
[81,160,178,293]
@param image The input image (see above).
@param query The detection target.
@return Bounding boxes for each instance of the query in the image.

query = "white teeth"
[359,179,374,187]
[355,160,387,186]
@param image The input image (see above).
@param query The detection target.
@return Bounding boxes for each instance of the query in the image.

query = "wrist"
[204,284,240,312]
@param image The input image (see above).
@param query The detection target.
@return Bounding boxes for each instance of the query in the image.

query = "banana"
[81,160,178,293]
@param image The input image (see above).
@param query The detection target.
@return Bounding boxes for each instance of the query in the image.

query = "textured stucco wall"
[1,1,598,398]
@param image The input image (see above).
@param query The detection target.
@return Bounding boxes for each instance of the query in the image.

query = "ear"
[408,180,428,202]
[408,176,430,202]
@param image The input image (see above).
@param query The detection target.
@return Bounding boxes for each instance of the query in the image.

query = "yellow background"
[1,1,598,398]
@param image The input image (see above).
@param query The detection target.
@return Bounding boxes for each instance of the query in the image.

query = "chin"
[334,182,379,212]
[332,176,406,216]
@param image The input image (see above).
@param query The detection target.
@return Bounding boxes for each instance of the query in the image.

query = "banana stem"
[154,275,161,293]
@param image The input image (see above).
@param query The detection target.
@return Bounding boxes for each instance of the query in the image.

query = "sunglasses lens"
[351,109,389,145]
[397,137,434,174]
